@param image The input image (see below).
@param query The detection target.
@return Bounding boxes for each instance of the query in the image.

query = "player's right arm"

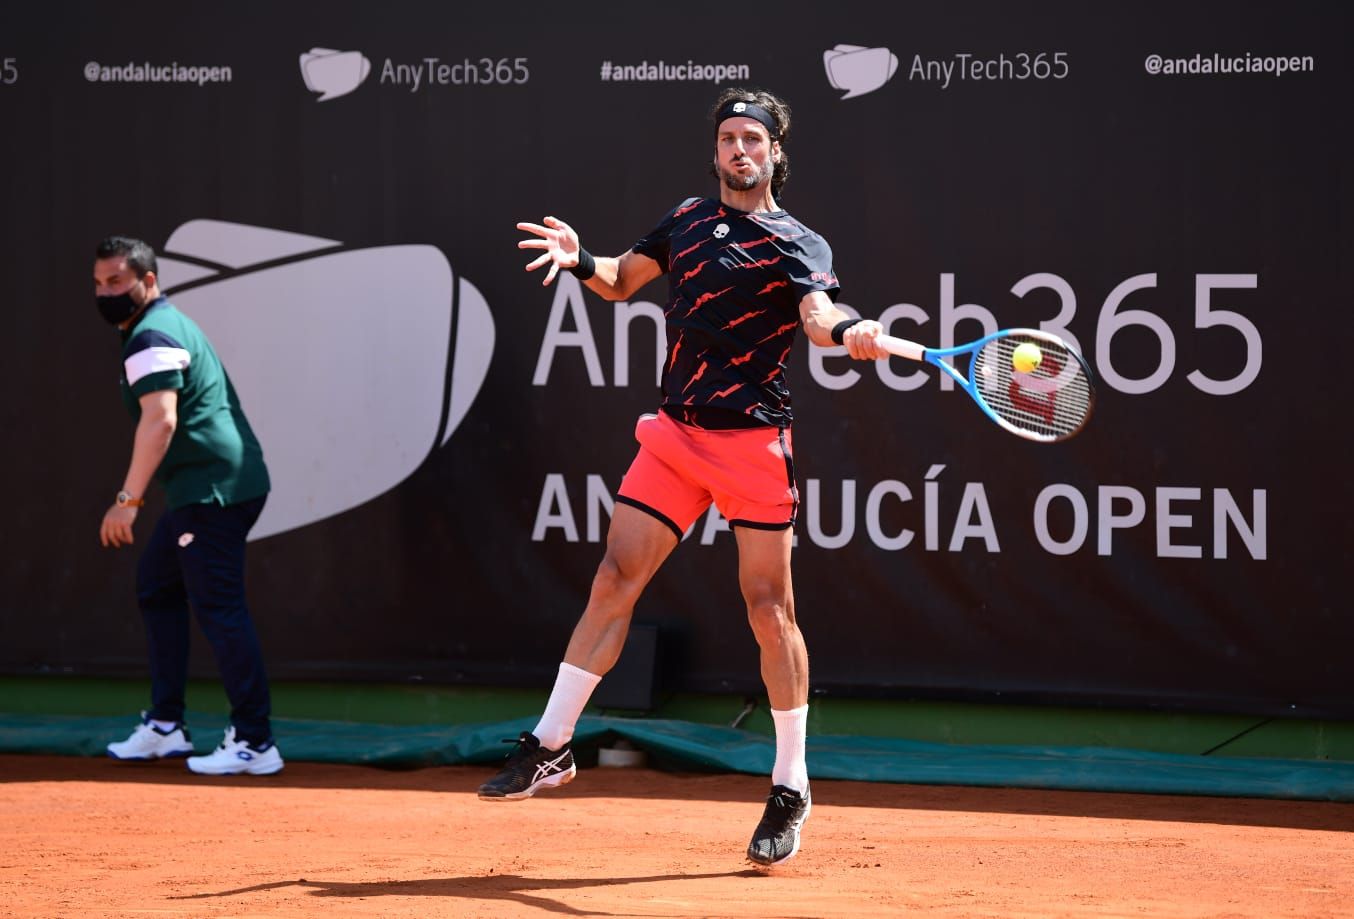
[517,216,662,301]
[100,389,178,548]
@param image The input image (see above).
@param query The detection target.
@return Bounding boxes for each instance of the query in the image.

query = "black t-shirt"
[632,197,840,429]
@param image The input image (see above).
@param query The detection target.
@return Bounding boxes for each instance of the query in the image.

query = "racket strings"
[972,335,1093,440]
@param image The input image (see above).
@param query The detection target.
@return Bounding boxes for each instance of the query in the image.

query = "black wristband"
[568,248,596,281]
[830,318,863,345]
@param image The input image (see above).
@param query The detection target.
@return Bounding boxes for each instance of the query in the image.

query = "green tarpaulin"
[2,713,1351,801]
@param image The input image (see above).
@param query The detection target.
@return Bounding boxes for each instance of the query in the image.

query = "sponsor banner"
[1,2,1349,717]
[299,47,531,101]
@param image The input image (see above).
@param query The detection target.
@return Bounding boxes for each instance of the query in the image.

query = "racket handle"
[876,334,926,362]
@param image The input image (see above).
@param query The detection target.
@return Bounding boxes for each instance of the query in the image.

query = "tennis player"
[481,88,885,866]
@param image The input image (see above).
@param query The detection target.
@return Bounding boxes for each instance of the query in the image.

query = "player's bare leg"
[562,504,679,676]
[736,525,807,710]
[736,525,812,865]
[478,504,677,800]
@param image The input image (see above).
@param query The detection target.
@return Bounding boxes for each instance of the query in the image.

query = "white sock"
[771,705,809,794]
[532,662,602,750]
[150,719,178,733]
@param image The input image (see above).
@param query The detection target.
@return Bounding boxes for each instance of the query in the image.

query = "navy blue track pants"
[136,495,272,746]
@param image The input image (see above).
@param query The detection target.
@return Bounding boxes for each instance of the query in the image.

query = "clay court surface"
[1,754,1350,918]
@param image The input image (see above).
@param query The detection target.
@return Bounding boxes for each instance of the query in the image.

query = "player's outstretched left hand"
[843,319,888,360]
[517,216,581,287]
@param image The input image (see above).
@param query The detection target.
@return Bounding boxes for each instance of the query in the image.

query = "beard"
[717,157,775,192]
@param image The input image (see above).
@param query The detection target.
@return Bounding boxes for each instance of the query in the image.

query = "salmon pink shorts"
[616,411,799,539]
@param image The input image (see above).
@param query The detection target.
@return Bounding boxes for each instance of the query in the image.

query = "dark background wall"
[2,1,1349,717]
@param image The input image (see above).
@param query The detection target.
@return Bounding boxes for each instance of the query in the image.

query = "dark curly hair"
[95,235,158,279]
[709,87,792,199]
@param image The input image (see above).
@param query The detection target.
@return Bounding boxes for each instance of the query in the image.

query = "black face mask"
[96,289,142,326]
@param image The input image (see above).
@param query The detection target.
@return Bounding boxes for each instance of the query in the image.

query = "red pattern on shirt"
[680,360,709,394]
[682,286,734,317]
[631,198,838,428]
[723,309,767,330]
[679,260,711,284]
[755,321,800,345]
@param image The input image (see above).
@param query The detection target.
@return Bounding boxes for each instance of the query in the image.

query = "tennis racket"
[877,328,1095,442]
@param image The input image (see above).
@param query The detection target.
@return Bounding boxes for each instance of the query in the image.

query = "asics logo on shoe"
[533,750,570,783]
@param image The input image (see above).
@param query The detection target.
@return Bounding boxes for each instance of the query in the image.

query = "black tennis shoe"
[746,784,812,866]
[477,731,576,801]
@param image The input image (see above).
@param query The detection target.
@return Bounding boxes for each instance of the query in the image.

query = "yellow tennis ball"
[1012,342,1042,374]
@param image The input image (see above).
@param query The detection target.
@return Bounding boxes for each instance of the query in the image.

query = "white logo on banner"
[299,48,371,101]
[157,220,496,541]
[823,44,899,99]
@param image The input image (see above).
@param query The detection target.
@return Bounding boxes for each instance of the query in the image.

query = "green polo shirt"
[119,298,270,509]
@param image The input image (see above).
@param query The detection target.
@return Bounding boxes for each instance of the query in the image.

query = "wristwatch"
[115,491,145,508]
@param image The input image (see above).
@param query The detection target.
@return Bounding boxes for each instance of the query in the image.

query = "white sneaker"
[106,712,195,760]
[186,726,284,775]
